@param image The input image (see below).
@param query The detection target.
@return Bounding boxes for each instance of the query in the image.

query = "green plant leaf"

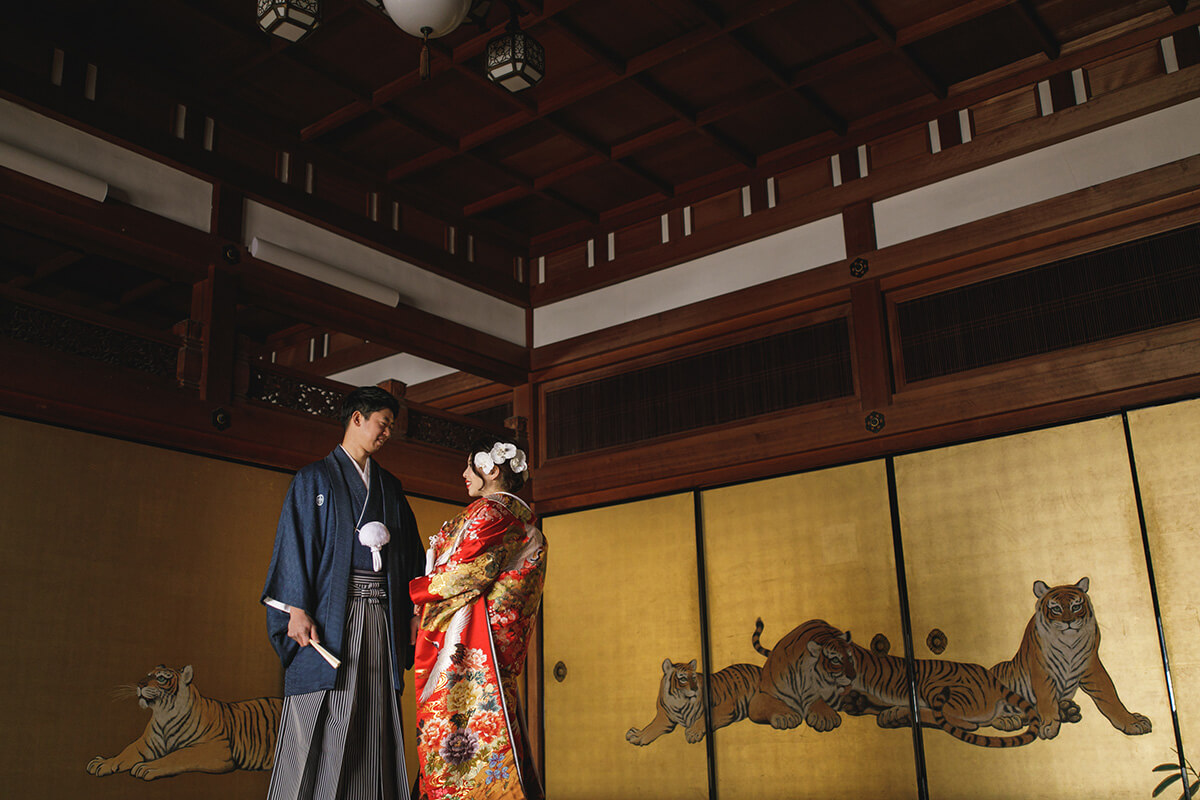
[1155,773,1183,797]
[1188,779,1199,797]
[1158,764,1186,772]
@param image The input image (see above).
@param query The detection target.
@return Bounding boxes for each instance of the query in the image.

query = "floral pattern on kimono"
[410,493,546,800]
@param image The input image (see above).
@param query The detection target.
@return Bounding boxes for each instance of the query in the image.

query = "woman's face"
[462,458,500,498]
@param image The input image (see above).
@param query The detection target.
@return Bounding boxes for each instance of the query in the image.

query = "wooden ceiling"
[5,0,1185,252]
[1,0,1195,392]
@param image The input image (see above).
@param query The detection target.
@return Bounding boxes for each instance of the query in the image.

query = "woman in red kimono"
[410,438,546,800]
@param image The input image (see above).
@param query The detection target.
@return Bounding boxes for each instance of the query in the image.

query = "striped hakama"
[267,571,411,800]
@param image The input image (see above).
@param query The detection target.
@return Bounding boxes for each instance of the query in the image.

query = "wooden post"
[508,380,542,774]
[190,265,236,404]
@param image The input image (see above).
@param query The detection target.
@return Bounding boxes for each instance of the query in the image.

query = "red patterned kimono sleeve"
[411,500,519,627]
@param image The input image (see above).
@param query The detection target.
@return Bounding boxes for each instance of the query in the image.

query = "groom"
[262,385,426,800]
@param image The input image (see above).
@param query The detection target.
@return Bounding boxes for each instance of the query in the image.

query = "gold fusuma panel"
[1128,399,1200,777]
[542,493,707,800]
[895,417,1172,800]
[701,460,918,800]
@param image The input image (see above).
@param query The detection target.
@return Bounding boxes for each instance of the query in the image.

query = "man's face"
[355,409,395,455]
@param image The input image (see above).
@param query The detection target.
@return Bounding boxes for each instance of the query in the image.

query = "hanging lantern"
[485,16,544,92]
[257,0,321,42]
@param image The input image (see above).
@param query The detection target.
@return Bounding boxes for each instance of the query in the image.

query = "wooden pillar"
[843,201,892,409]
[190,264,236,404]
[851,280,893,410]
[509,380,542,774]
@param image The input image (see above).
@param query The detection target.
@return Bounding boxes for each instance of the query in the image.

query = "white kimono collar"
[337,445,371,487]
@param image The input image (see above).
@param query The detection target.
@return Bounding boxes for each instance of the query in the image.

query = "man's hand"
[288,607,319,647]
[410,613,420,646]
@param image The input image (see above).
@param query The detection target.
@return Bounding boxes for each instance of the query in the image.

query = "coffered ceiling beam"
[1015,0,1061,60]
[631,75,756,167]
[306,0,586,143]
[837,0,948,99]
[723,28,847,135]
[548,16,755,170]
[690,2,846,136]
[527,5,1200,252]
[895,0,1018,44]
[1170,0,1189,14]
[397,0,1015,209]
[541,0,802,115]
[7,251,86,290]
[22,1,523,255]
[382,0,801,182]
[457,0,1057,227]
[408,46,663,222]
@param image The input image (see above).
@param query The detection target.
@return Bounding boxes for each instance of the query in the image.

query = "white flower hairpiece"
[473,442,528,475]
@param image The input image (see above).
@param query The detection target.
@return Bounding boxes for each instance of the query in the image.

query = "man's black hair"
[340,386,400,429]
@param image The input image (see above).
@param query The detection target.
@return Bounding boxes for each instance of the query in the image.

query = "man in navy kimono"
[262,385,426,800]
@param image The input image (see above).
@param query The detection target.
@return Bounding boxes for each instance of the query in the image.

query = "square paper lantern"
[486,29,544,92]
[257,0,320,42]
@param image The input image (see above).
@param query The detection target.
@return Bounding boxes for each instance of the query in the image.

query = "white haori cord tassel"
[358,521,390,572]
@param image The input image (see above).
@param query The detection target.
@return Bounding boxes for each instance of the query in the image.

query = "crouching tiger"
[626,658,761,745]
[87,664,283,781]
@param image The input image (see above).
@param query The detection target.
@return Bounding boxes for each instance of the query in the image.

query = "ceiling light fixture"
[382,0,474,78]
[485,1,544,92]
[257,0,321,42]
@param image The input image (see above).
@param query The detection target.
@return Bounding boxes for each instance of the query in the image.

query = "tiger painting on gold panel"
[87,664,282,781]
[626,577,1150,749]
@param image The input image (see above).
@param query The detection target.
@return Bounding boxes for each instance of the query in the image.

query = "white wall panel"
[533,214,845,347]
[874,97,1200,248]
[243,201,527,345]
[0,97,212,231]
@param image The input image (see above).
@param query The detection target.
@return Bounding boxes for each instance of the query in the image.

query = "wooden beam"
[234,254,529,385]
[386,0,800,186]
[7,250,86,290]
[706,7,847,136]
[1015,0,1061,60]
[632,75,756,167]
[0,169,211,285]
[896,0,1018,44]
[192,264,237,404]
[0,334,469,501]
[850,280,891,410]
[531,153,1200,382]
[527,6,1200,256]
[119,277,172,307]
[416,0,1033,231]
[310,340,399,377]
[838,0,948,99]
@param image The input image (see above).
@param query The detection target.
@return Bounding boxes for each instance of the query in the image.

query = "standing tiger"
[626,658,761,745]
[748,619,857,732]
[989,577,1152,739]
[87,664,283,780]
